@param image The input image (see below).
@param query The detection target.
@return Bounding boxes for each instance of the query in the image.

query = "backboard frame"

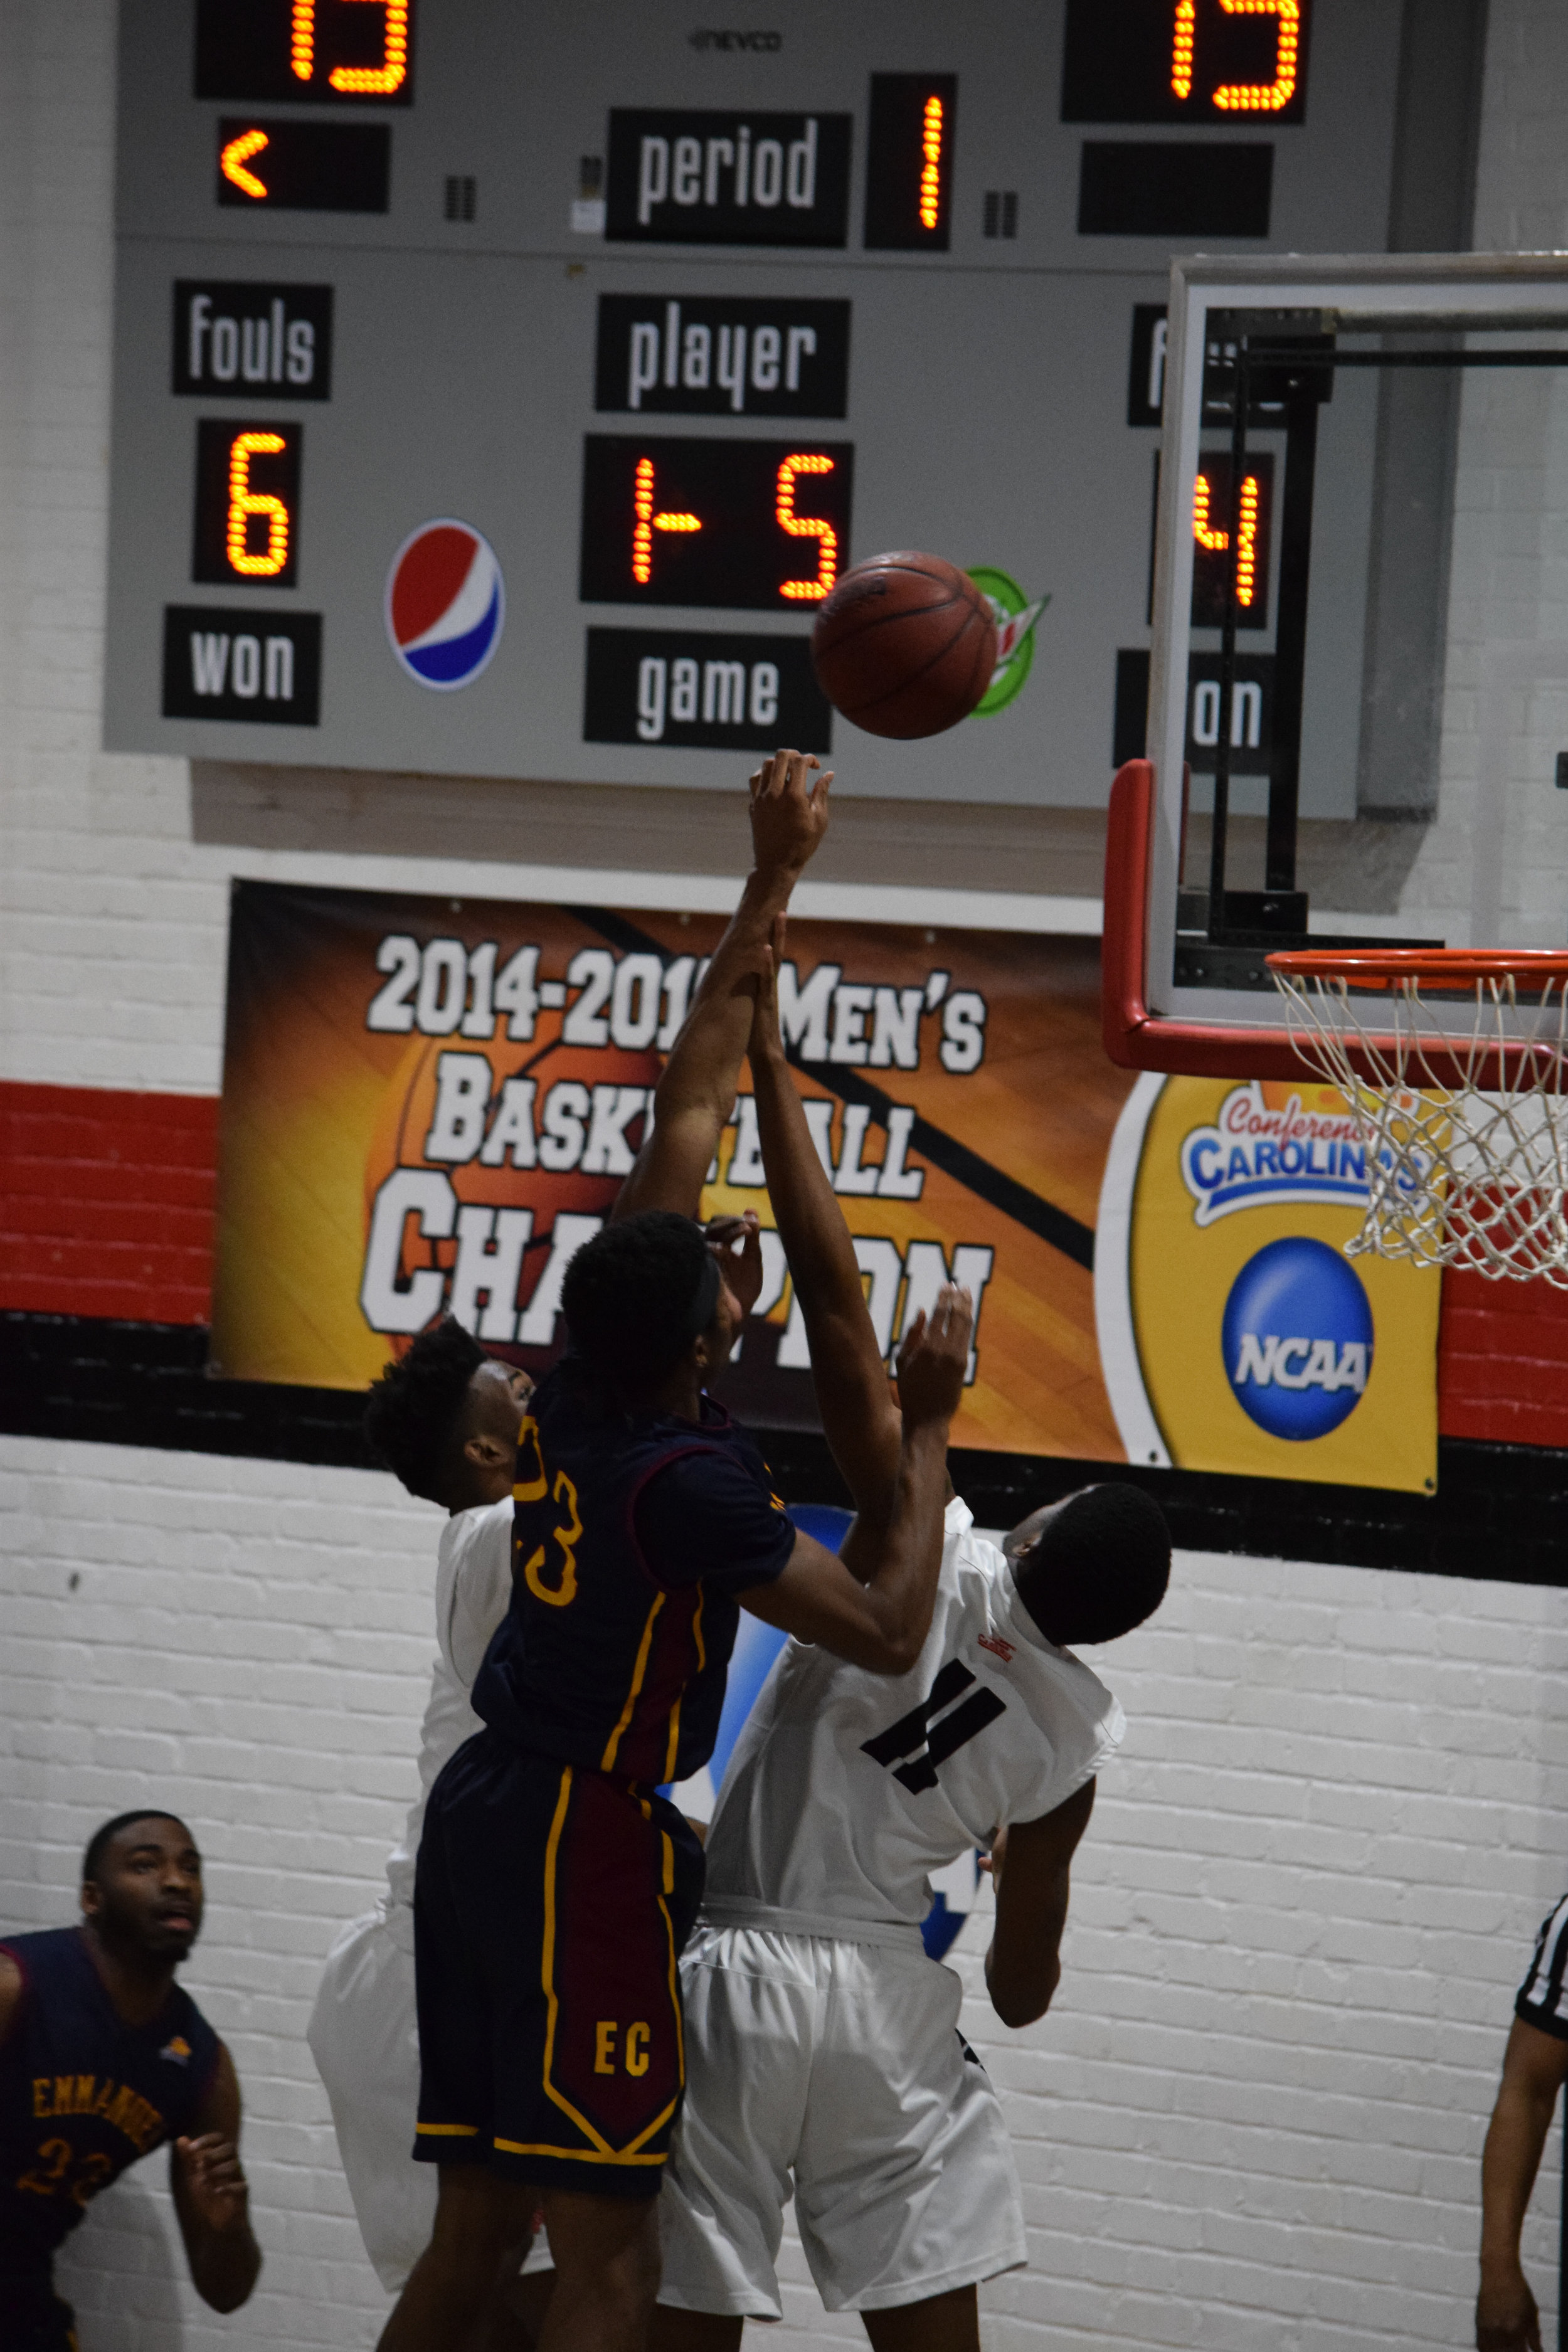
[1108,250,1568,1083]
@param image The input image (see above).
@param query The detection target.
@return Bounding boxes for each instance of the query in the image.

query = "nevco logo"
[689,28,782,48]
[606,109,851,246]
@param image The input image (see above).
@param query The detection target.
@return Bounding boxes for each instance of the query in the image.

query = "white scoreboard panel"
[105,0,1407,807]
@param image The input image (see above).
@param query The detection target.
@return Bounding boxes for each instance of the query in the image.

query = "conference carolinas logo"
[385,521,506,690]
[1222,1236,1374,1441]
[1181,1081,1384,1227]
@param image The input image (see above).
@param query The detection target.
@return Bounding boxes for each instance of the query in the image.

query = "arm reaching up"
[747,917,903,1520]
[737,1283,972,1673]
[615,750,830,1221]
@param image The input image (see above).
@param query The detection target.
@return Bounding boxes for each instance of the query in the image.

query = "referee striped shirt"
[1517,1893,1568,2038]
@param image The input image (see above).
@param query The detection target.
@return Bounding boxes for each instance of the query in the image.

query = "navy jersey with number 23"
[473,1366,795,1787]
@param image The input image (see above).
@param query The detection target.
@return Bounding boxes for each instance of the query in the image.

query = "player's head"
[561,1209,744,1406]
[1005,1484,1170,1646]
[364,1318,531,1508]
[80,1811,203,1964]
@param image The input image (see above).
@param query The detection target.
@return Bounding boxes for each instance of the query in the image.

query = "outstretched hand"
[750,749,832,882]
[704,1210,764,1318]
[173,2133,250,2236]
[893,1283,973,1429]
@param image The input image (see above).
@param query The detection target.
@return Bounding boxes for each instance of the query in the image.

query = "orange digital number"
[1193,472,1261,607]
[776,453,837,601]
[1171,0,1197,98]
[227,432,290,577]
[524,1468,582,1608]
[290,0,410,97]
[632,456,702,586]
[918,95,945,231]
[1171,0,1299,113]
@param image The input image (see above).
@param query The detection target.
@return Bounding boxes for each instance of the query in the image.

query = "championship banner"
[210,880,1131,1458]
[211,883,1441,1488]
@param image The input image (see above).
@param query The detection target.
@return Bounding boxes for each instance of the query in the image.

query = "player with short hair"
[309,1317,541,2305]
[378,752,974,2352]
[1,1811,260,2350]
[649,930,1171,2348]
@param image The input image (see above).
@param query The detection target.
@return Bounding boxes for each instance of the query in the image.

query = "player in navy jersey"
[1,1810,260,2349]
[378,751,973,2352]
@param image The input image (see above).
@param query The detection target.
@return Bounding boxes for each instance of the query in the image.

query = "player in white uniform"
[307,1318,549,2321]
[651,931,1171,2348]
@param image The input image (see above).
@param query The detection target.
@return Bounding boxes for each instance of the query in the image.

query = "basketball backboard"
[1104,252,1568,1080]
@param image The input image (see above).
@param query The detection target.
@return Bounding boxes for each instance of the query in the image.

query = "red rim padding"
[1098,761,1564,1088]
[1268,946,1568,989]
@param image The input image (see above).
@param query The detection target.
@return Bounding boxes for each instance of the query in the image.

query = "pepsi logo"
[1221,1236,1374,1443]
[385,520,505,691]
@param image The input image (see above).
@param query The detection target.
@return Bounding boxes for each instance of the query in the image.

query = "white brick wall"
[4,1433,1567,2351]
[1396,0,1568,946]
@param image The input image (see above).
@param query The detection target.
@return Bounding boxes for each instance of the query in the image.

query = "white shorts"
[307,1907,553,2293]
[657,1922,1025,2319]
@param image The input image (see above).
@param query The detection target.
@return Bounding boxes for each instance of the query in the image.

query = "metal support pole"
[1207,345,1249,937]
[1266,385,1320,892]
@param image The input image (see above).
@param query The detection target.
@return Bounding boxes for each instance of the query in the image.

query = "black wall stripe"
[6,1314,1568,1584]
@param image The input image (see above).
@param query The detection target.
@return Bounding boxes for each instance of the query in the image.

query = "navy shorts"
[6,2277,77,2352]
[413,1729,705,2198]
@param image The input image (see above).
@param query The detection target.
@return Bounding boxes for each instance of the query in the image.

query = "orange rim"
[1266,947,1568,992]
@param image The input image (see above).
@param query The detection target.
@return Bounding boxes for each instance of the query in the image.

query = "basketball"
[810,552,999,739]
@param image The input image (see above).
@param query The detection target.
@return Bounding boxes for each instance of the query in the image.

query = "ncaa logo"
[385,521,505,691]
[1222,1236,1374,1442]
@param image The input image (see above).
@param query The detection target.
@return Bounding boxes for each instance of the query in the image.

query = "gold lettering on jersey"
[524,1468,582,1608]
[514,1416,548,1503]
[625,2021,650,2077]
[30,2073,162,2149]
[594,2021,617,2074]
[17,2134,72,2195]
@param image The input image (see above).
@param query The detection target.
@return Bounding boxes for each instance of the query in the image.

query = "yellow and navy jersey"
[472,1367,795,1788]
[1,1927,218,2284]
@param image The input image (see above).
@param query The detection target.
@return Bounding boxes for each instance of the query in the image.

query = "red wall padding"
[0,1081,217,1325]
[1436,1266,1568,1449]
[4,1078,1568,1446]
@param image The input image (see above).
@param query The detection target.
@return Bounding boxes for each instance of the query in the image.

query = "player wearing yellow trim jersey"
[378,752,973,2352]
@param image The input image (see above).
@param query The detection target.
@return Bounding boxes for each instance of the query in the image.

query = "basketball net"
[1268,954,1568,1285]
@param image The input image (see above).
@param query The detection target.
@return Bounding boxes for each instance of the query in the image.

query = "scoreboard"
[105,0,1407,808]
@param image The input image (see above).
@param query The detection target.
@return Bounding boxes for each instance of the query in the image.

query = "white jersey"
[702,1496,1123,1935]
[382,1495,513,1929]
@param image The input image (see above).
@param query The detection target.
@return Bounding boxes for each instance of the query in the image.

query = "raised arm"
[738,1283,970,1673]
[615,750,830,1221]
[982,1779,1096,2028]
[748,918,904,1519]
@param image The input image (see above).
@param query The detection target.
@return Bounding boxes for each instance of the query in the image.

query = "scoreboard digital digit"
[105,0,1410,812]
